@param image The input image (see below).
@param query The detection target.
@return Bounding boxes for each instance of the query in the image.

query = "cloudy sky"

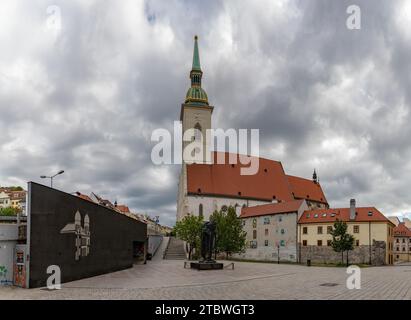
[1,0,411,226]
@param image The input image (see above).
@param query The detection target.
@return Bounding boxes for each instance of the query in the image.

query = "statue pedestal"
[190,261,224,270]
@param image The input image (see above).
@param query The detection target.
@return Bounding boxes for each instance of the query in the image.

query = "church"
[177,36,329,222]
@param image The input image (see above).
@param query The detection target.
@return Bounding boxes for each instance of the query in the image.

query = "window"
[253,230,257,239]
[403,247,406,252]
[368,211,373,216]
[242,220,246,226]
[306,213,310,218]
[314,214,319,218]
[356,240,360,246]
[396,247,399,252]
[280,240,285,247]
[403,239,406,243]
[199,204,203,218]
[278,216,282,222]
[265,229,268,236]
[327,226,333,234]
[303,227,308,234]
[327,240,332,246]
[317,240,323,246]
[281,229,285,234]
[303,240,308,246]
[263,217,270,225]
[322,213,327,217]
[317,226,323,234]
[252,218,257,228]
[396,239,399,243]
[264,240,269,246]
[353,225,359,233]
[221,205,228,212]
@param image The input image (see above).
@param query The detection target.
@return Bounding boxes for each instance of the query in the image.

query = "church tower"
[177,36,214,221]
[180,35,214,164]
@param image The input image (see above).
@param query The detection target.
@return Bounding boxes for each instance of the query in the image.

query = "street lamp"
[155,216,160,234]
[277,245,280,264]
[40,170,65,188]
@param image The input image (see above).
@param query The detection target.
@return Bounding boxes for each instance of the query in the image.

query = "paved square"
[1,259,411,299]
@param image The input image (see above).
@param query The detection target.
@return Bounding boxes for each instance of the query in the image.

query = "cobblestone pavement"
[1,260,411,300]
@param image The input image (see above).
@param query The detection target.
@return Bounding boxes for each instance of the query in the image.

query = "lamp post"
[155,216,159,234]
[277,245,280,264]
[40,170,65,188]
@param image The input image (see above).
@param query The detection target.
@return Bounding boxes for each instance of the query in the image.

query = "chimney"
[350,199,356,220]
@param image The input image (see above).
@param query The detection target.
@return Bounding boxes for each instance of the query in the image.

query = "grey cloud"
[1,0,411,226]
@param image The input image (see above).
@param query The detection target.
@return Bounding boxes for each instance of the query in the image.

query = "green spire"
[192,35,201,71]
[185,35,209,106]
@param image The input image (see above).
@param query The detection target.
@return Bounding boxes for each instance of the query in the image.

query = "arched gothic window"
[199,204,203,218]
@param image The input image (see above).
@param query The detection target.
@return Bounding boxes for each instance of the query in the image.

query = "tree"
[210,209,225,259]
[211,206,247,259]
[330,220,355,266]
[0,207,19,216]
[174,214,203,260]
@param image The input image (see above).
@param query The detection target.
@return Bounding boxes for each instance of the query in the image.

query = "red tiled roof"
[394,223,411,237]
[116,205,130,213]
[186,152,328,204]
[240,200,305,218]
[187,152,294,202]
[7,191,26,200]
[287,175,328,204]
[298,207,392,224]
[76,193,94,203]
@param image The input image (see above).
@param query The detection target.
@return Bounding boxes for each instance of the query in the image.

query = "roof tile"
[240,200,305,218]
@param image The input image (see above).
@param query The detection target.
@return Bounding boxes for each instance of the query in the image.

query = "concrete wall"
[148,235,163,256]
[28,182,147,288]
[299,241,387,265]
[0,224,18,285]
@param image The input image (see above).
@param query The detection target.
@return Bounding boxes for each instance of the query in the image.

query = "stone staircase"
[163,237,186,260]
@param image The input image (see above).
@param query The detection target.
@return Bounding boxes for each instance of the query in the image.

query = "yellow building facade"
[298,203,394,265]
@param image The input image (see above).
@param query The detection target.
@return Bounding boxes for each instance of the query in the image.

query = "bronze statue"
[191,220,223,270]
[200,221,216,262]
